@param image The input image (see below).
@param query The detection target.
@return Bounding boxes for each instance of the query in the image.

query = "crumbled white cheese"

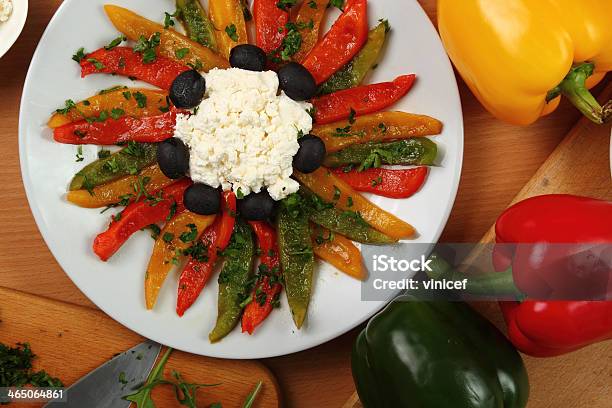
[0,0,12,23]
[174,68,313,201]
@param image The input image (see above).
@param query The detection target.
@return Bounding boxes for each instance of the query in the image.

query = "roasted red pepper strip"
[253,0,289,55]
[80,47,189,90]
[93,179,191,261]
[332,167,428,199]
[53,108,182,145]
[241,221,282,335]
[302,0,368,84]
[311,75,416,125]
[493,194,612,357]
[176,191,237,316]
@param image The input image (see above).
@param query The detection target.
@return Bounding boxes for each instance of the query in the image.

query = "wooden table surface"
[0,1,609,407]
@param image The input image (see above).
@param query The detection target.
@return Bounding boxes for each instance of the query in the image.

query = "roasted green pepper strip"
[324,138,437,169]
[352,295,529,408]
[277,194,315,329]
[69,143,157,191]
[299,188,396,245]
[175,0,218,51]
[317,20,389,95]
[209,219,255,343]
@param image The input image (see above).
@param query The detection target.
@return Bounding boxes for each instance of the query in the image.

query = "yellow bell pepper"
[145,211,216,309]
[48,88,168,128]
[311,111,443,154]
[208,0,248,59]
[105,5,229,71]
[294,168,415,240]
[66,165,173,208]
[310,225,367,281]
[438,0,612,125]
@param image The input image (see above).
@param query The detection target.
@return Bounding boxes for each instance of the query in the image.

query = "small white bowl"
[0,0,28,59]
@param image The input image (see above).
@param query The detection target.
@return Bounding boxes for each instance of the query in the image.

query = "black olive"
[277,62,317,101]
[229,44,267,72]
[238,190,277,221]
[170,70,206,109]
[157,138,189,179]
[184,184,221,215]
[293,135,326,173]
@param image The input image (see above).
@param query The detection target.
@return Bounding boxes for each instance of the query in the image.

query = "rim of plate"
[0,0,28,59]
[18,0,464,359]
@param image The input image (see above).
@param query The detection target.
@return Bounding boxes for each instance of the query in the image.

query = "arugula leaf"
[124,348,173,408]
[242,381,263,408]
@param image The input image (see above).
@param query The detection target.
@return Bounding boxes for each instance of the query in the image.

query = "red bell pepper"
[176,191,237,316]
[93,178,191,261]
[331,167,428,199]
[302,0,368,84]
[53,108,182,145]
[311,75,416,125]
[241,221,282,335]
[253,0,289,55]
[80,47,189,90]
[492,194,612,357]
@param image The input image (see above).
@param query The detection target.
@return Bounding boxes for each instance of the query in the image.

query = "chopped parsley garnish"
[348,108,356,124]
[124,141,146,157]
[347,196,354,207]
[0,342,63,388]
[75,146,84,162]
[236,187,245,199]
[332,185,341,200]
[104,35,127,50]
[86,58,105,70]
[188,59,203,71]
[110,108,125,120]
[164,11,177,29]
[72,47,87,63]
[162,232,174,243]
[278,23,302,60]
[277,0,298,11]
[133,91,147,108]
[55,99,76,115]
[166,201,178,221]
[74,130,87,138]
[379,18,391,33]
[144,224,161,240]
[122,91,132,100]
[371,176,383,187]
[118,371,128,385]
[99,85,126,95]
[175,48,190,60]
[308,0,318,8]
[98,149,111,159]
[331,125,365,138]
[103,156,120,174]
[378,122,387,133]
[225,24,239,41]
[179,224,198,243]
[134,32,161,64]
[328,0,345,11]
[82,100,91,106]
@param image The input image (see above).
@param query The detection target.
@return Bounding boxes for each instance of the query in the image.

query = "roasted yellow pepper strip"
[104,5,229,71]
[66,165,173,208]
[145,211,216,310]
[293,0,328,63]
[312,111,443,153]
[311,225,367,281]
[48,88,169,128]
[208,0,248,59]
[438,0,612,125]
[294,168,415,240]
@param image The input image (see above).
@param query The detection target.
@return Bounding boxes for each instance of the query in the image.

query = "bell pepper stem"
[427,252,524,298]
[547,63,611,124]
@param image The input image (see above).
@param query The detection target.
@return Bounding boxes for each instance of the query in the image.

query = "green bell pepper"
[209,219,255,343]
[277,194,315,329]
[298,188,396,245]
[318,20,390,95]
[324,138,438,170]
[352,295,529,408]
[69,143,157,191]
[176,0,218,51]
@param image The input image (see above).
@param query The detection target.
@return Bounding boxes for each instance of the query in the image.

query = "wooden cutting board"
[344,84,612,408]
[0,286,281,407]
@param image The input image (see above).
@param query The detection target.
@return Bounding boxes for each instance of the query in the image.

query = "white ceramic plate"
[0,0,28,59]
[19,0,463,358]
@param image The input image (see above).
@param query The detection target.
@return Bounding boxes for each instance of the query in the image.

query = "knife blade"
[44,340,161,408]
